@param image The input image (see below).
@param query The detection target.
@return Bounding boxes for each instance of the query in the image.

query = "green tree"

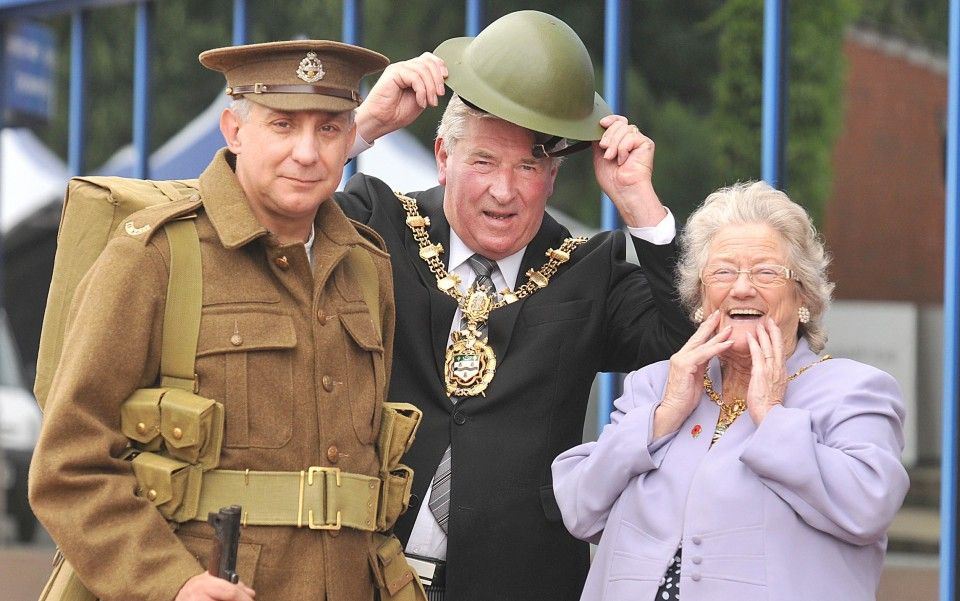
[858,0,948,53]
[711,0,859,225]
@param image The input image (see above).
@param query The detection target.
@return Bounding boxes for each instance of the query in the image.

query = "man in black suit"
[337,11,693,601]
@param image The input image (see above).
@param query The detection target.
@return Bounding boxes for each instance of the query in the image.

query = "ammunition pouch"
[120,397,420,532]
[120,387,224,470]
[369,533,427,601]
[378,465,414,532]
[376,403,422,531]
[130,452,203,523]
[378,402,422,468]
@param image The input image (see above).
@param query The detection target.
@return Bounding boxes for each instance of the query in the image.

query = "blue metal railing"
[132,1,151,179]
[465,0,484,36]
[67,10,85,175]
[231,0,246,46]
[341,0,361,181]
[941,1,960,599]
[597,0,627,427]
[761,0,786,188]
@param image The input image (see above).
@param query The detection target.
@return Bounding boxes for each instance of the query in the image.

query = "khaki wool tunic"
[29,149,396,601]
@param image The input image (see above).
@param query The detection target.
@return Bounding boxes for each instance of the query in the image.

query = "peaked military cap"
[200,40,389,112]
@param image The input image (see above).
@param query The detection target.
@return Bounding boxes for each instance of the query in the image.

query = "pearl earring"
[798,306,810,324]
[693,307,704,323]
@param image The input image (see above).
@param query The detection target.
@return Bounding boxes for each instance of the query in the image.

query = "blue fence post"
[941,1,960,599]
[598,0,627,428]
[342,0,360,181]
[68,9,86,176]
[232,0,247,46]
[761,0,786,188]
[465,0,485,36]
[132,0,152,180]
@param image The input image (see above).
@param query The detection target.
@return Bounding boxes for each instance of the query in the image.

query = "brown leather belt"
[227,83,360,103]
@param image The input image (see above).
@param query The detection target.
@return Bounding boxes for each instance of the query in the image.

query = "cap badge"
[297,51,325,83]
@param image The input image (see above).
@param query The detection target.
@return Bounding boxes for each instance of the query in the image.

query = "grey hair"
[229,97,254,122]
[436,94,562,167]
[228,97,356,125]
[676,180,834,353]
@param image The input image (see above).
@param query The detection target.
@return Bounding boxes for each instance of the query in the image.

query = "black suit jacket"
[337,174,692,601]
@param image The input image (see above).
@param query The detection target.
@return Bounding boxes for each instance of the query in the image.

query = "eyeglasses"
[700,264,797,288]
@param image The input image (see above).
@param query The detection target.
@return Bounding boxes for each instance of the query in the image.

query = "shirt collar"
[448,228,525,290]
[304,224,316,266]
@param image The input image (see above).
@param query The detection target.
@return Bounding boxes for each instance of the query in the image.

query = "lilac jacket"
[552,339,909,601]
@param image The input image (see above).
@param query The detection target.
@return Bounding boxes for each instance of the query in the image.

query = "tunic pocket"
[339,308,385,444]
[196,310,297,449]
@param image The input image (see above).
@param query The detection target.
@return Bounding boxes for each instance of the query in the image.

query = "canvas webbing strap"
[160,218,202,391]
[152,179,187,203]
[345,246,381,340]
[194,468,381,531]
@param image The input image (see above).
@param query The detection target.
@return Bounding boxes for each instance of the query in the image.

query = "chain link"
[396,192,588,308]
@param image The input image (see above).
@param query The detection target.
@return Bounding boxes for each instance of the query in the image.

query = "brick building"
[825,29,946,303]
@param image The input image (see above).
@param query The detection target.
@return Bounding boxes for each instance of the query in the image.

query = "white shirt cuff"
[626,208,676,245]
[348,132,374,160]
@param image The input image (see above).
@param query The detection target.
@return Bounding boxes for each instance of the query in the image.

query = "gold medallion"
[445,327,497,396]
[445,284,496,396]
[396,192,588,397]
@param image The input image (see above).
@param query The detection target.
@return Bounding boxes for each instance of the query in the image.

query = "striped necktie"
[428,253,497,533]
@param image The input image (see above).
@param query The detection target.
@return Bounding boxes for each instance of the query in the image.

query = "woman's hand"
[654,310,733,438]
[745,317,789,424]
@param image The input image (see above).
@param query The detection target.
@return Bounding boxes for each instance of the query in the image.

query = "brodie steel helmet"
[434,10,612,158]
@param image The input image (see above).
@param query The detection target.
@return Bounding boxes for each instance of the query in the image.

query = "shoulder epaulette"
[121,195,204,244]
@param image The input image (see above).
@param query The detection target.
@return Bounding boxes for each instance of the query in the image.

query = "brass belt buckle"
[306,466,342,530]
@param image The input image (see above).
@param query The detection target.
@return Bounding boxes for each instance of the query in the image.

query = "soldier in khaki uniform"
[30,41,407,601]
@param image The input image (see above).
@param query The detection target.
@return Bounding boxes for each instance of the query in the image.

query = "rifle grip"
[207,505,242,581]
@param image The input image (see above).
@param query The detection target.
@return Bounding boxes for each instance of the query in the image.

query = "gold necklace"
[396,192,588,397]
[702,354,831,441]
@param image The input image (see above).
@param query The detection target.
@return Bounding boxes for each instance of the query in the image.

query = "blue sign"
[4,20,55,120]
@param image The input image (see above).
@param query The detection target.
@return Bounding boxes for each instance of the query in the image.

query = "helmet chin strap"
[531,138,591,158]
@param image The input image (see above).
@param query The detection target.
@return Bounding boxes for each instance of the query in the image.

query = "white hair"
[436,95,562,167]
[677,180,834,353]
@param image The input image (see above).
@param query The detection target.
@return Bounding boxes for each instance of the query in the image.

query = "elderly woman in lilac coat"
[552,181,909,601]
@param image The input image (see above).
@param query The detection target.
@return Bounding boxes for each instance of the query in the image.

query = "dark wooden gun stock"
[207,505,242,584]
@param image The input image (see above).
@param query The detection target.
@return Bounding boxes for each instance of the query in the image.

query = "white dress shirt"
[404,212,676,561]
[304,224,316,268]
